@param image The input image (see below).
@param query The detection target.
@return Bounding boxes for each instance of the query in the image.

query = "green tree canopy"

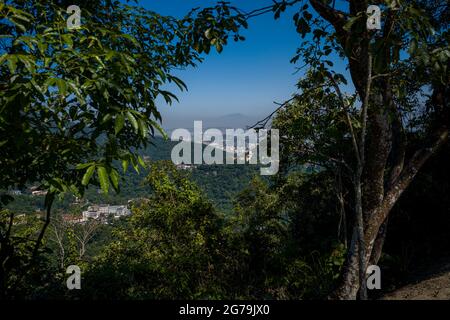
[0,0,247,295]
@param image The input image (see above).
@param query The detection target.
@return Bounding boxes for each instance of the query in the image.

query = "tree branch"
[309,0,348,40]
[366,127,449,240]
[31,192,55,260]
[326,72,361,166]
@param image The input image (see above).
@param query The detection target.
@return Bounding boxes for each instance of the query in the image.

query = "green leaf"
[110,168,120,192]
[62,34,73,48]
[159,90,179,105]
[168,75,187,91]
[11,19,26,32]
[122,159,129,173]
[55,78,67,96]
[6,55,18,73]
[215,43,223,53]
[115,114,125,134]
[130,154,139,173]
[126,111,139,133]
[138,118,148,138]
[97,166,109,193]
[82,165,95,186]
[76,162,94,170]
[105,50,116,61]
[149,119,168,139]
[205,28,213,40]
[138,155,146,168]
[409,38,418,56]
[102,113,112,124]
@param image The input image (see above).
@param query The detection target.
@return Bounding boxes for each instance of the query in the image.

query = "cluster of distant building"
[10,204,132,225]
[61,205,131,224]
[7,187,132,225]
[81,204,131,221]
[173,144,255,171]
[8,186,48,197]
[176,163,197,170]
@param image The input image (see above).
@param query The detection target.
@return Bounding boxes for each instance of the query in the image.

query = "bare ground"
[382,258,450,300]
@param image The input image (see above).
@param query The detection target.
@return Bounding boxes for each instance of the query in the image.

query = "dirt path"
[382,259,450,300]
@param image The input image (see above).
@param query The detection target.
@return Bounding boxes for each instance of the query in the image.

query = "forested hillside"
[4,136,261,213]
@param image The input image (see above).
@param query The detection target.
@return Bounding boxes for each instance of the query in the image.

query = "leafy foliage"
[0,0,247,297]
[81,161,229,299]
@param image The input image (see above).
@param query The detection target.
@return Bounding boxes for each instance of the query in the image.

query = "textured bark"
[365,128,449,242]
[362,93,391,223]
[369,217,388,266]
[330,229,360,299]
[355,179,367,299]
[333,128,448,300]
[52,222,67,270]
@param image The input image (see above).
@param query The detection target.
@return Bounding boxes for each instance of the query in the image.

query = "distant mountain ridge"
[161,113,263,135]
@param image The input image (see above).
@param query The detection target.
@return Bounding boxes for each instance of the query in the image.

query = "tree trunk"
[331,129,448,300]
[308,0,449,301]
[369,217,388,266]
[330,228,360,299]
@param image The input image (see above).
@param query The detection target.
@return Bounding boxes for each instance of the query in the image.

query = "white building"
[82,204,131,222]
[176,163,197,170]
[31,190,47,196]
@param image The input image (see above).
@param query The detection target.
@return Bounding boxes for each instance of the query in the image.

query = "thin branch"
[366,127,449,241]
[247,85,326,129]
[247,97,296,129]
[241,0,303,20]
[326,72,361,166]
[359,54,372,168]
[309,0,348,40]
[31,193,54,260]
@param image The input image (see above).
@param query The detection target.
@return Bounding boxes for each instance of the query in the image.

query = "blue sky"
[136,0,305,128]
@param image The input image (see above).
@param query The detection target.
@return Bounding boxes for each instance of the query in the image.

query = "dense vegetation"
[4,136,261,213]
[2,160,344,299]
[3,147,449,299]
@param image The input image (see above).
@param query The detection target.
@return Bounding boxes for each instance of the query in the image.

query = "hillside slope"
[382,259,450,300]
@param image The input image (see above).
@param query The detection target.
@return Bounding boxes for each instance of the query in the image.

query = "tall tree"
[246,0,449,299]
